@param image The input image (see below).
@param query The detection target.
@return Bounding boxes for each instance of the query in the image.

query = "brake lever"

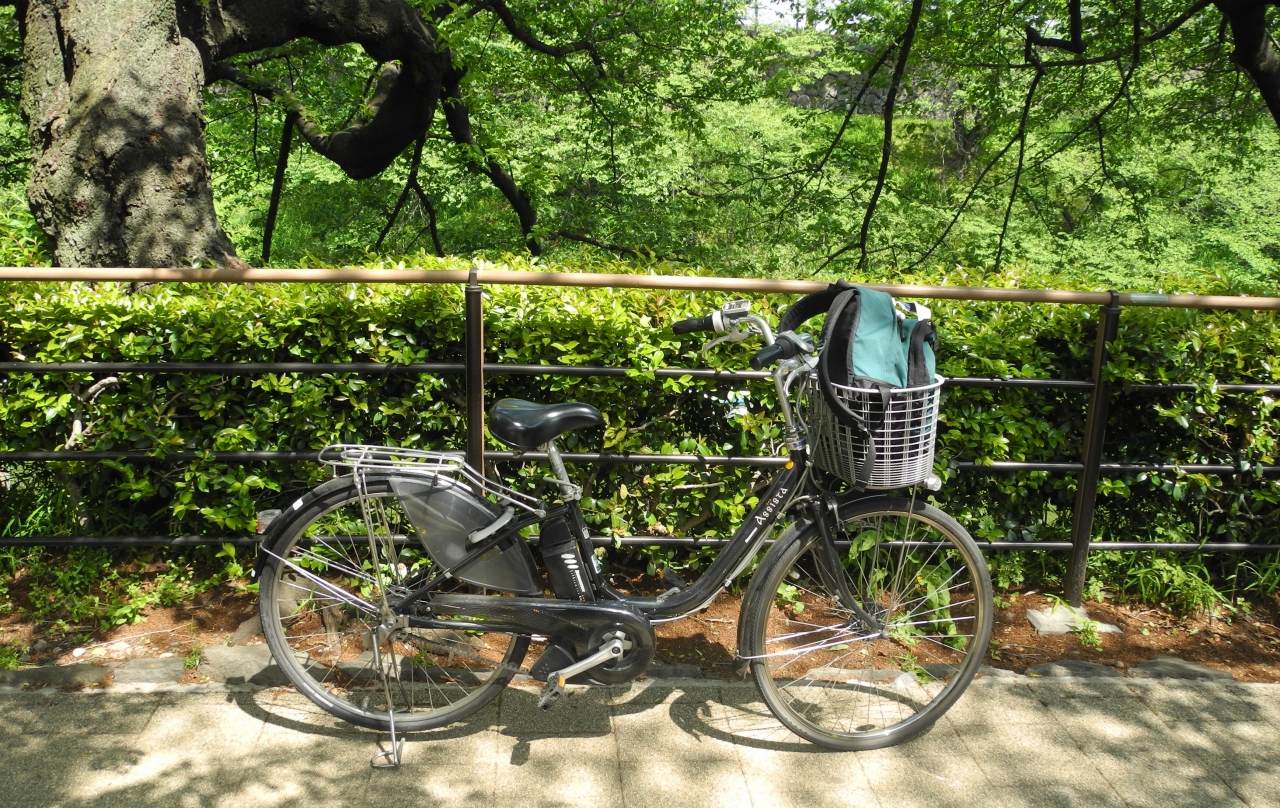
[702,323,753,355]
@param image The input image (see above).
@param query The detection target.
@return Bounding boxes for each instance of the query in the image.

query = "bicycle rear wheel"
[740,495,992,750]
[258,474,529,731]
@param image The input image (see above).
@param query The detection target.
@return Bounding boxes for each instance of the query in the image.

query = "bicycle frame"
[584,448,809,622]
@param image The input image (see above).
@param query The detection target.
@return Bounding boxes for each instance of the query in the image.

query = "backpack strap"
[816,287,881,490]
[777,279,853,334]
[905,318,936,388]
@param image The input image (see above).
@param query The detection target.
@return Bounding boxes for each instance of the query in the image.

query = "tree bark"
[1214,0,1280,129]
[22,0,239,267]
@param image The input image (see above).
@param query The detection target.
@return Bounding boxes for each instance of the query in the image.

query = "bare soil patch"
[3,574,1279,683]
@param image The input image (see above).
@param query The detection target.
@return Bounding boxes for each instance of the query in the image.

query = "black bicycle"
[255,300,993,758]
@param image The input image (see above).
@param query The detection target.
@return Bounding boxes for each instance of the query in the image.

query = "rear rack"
[319,444,544,515]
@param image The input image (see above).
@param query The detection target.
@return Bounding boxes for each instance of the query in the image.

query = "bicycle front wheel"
[258,474,529,732]
[740,496,992,750]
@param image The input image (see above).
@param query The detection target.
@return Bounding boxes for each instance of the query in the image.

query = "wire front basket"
[804,375,944,489]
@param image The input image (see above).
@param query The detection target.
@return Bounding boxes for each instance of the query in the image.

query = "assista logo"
[753,487,789,526]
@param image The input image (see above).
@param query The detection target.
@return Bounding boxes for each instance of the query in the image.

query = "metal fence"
[2,266,1279,605]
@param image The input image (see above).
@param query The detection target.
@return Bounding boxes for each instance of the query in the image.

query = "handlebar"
[672,314,717,335]
[749,343,786,370]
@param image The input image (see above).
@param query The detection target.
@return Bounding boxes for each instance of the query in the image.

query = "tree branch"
[973,0,1213,70]
[546,231,687,263]
[440,71,540,254]
[1025,0,1086,53]
[376,136,424,251]
[903,136,1016,272]
[408,182,446,258]
[480,0,609,68]
[816,0,924,274]
[196,0,452,181]
[994,57,1045,273]
[775,42,897,223]
[1216,0,1280,128]
[262,110,297,265]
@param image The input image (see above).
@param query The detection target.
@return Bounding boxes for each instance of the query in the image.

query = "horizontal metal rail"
[4,534,1277,554]
[3,265,1280,310]
[2,449,1276,477]
[5,362,1277,396]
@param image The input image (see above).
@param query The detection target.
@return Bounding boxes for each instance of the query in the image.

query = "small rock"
[91,647,106,657]
[228,614,263,647]
[1129,655,1233,681]
[108,642,130,653]
[199,645,289,686]
[1026,605,1122,636]
[1112,661,1126,669]
[644,663,704,680]
[71,648,86,658]
[158,652,175,659]
[1026,660,1122,679]
[113,657,186,684]
[32,640,47,652]
[0,663,111,687]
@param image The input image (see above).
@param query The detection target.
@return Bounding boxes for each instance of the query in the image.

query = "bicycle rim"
[745,496,992,750]
[259,475,528,732]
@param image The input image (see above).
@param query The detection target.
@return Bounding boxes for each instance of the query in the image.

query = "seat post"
[541,440,580,501]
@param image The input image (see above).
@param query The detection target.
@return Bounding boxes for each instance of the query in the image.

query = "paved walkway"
[0,676,1277,807]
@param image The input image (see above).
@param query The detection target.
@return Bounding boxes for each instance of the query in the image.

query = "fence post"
[465,267,485,471]
[1065,291,1121,606]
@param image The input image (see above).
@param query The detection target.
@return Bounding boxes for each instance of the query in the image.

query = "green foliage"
[1,259,1276,613]
[0,637,20,670]
[1072,619,1103,651]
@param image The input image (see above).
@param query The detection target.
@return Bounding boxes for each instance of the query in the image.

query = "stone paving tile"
[857,747,995,808]
[1135,681,1268,723]
[612,695,746,761]
[492,733,624,808]
[734,744,881,808]
[342,764,499,807]
[941,682,1059,729]
[17,692,162,737]
[1080,746,1247,808]
[618,757,753,808]
[943,714,1104,788]
[4,679,1280,807]
[1157,719,1280,807]
[499,684,617,737]
[1025,678,1137,700]
[976,784,1127,808]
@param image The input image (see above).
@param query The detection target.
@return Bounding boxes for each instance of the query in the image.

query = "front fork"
[806,497,886,634]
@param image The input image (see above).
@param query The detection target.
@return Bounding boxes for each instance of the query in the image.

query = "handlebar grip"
[672,314,716,335]
[749,343,787,370]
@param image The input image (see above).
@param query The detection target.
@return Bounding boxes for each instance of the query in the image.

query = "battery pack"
[539,514,591,601]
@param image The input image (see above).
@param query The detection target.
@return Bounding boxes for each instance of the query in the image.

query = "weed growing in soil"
[1072,619,1103,651]
[0,638,20,670]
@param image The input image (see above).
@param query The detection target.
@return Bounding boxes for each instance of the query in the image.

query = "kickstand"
[371,705,405,769]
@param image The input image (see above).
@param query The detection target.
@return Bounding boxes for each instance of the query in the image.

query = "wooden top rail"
[1,266,1278,310]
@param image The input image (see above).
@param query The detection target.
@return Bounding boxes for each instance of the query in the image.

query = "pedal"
[538,675,566,711]
[536,636,625,710]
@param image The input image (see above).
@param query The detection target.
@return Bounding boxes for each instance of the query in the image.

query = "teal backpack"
[779,281,937,486]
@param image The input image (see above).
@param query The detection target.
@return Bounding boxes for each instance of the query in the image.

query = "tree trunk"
[21,0,239,267]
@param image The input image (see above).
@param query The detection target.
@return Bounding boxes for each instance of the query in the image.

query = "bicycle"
[254,299,993,763]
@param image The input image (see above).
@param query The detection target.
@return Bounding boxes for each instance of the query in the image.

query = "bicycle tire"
[258,474,529,731]
[740,495,993,750]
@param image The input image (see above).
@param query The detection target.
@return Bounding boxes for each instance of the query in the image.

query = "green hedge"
[1,259,1277,595]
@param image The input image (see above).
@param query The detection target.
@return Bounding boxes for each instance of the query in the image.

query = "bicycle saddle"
[488,399,603,450]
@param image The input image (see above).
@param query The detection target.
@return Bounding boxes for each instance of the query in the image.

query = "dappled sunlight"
[0,677,1277,805]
